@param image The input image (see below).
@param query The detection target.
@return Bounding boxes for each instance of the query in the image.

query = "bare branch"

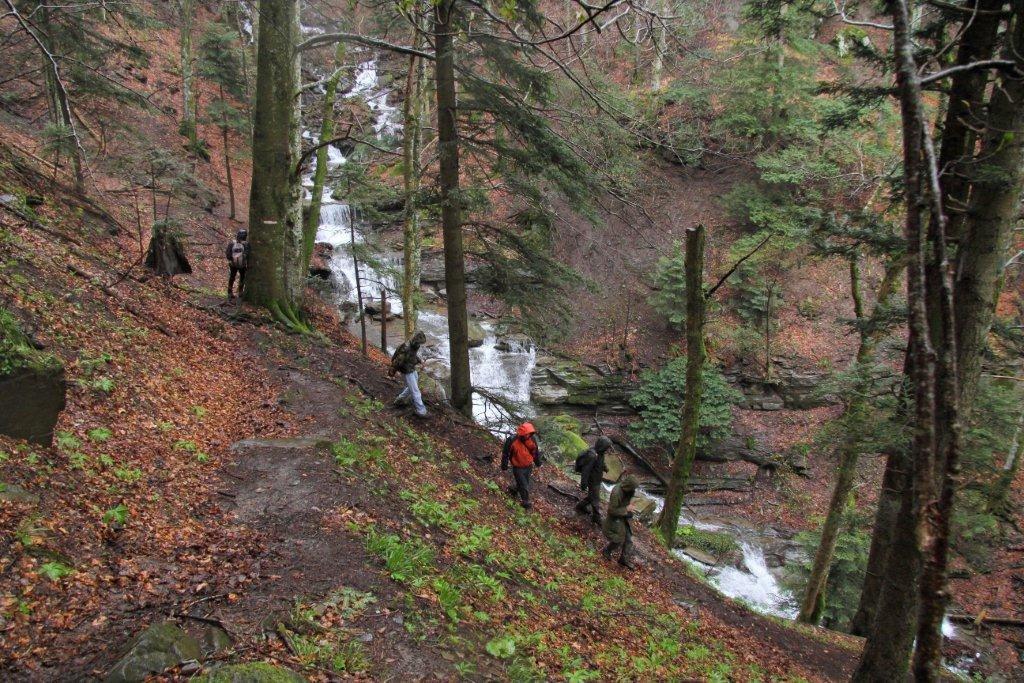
[296,31,434,60]
[705,233,773,299]
[920,58,1018,85]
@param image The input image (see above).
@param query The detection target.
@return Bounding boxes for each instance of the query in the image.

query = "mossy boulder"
[0,308,65,445]
[534,414,588,466]
[199,662,306,683]
[673,525,740,565]
[467,318,487,348]
[105,621,202,682]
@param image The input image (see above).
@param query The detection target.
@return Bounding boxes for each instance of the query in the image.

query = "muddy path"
[212,322,860,682]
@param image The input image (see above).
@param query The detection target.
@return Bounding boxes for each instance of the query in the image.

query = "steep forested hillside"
[0,0,1022,681]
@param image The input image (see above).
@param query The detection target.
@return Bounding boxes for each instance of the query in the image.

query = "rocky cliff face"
[0,310,65,446]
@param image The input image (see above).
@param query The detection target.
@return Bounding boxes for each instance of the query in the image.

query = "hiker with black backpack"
[225,229,250,300]
[500,422,543,509]
[389,330,428,418]
[574,436,612,525]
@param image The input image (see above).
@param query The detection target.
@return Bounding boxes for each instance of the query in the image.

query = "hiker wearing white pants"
[389,331,428,419]
[397,371,427,416]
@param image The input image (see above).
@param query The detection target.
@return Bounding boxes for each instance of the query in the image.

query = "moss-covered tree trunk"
[434,0,472,415]
[657,224,706,547]
[245,0,305,327]
[303,41,345,270]
[402,30,427,339]
[176,0,198,146]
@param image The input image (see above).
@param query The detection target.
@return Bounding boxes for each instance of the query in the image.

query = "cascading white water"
[712,543,797,618]
[305,59,533,433]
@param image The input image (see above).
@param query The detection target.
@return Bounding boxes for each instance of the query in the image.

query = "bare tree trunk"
[953,2,1024,418]
[304,41,346,270]
[656,224,706,547]
[434,0,472,416]
[245,0,306,329]
[650,0,667,91]
[219,84,236,219]
[853,0,938,677]
[798,256,903,625]
[934,0,1004,241]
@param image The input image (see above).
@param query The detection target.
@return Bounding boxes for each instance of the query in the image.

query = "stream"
[302,53,959,644]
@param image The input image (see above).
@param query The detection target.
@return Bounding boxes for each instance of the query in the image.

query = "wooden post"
[380,287,388,352]
[350,218,367,356]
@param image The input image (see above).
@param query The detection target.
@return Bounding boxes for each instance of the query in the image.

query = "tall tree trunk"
[245,0,305,326]
[934,0,1004,241]
[303,41,346,270]
[219,84,236,220]
[953,3,1024,418]
[434,0,472,415]
[402,23,427,339]
[650,0,667,91]
[656,224,706,547]
[915,5,1023,677]
[798,256,903,625]
[178,0,198,146]
[853,0,938,677]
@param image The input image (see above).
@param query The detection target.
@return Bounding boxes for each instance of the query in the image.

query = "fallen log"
[947,612,1024,628]
[609,436,668,487]
[548,483,581,500]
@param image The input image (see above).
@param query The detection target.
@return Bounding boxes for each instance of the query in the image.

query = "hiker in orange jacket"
[500,422,543,509]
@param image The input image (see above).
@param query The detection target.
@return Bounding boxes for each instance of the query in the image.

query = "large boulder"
[0,309,65,445]
[530,353,633,415]
[105,621,202,683]
[725,358,840,411]
[309,242,333,280]
[467,318,487,348]
[494,333,534,353]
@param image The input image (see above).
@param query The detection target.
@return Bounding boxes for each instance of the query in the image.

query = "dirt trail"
[213,358,472,680]
[206,321,859,681]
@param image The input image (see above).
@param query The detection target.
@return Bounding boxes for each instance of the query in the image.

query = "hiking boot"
[617,558,637,571]
[602,546,613,561]
[412,411,429,420]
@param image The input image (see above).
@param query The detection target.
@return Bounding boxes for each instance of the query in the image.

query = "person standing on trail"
[500,422,542,509]
[574,436,612,525]
[389,330,428,418]
[225,229,250,300]
[603,475,639,569]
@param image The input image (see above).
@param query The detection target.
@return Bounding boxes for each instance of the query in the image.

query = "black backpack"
[574,448,594,474]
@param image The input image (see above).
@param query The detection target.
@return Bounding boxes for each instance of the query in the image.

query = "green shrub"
[628,357,741,450]
[648,241,689,329]
[364,527,434,586]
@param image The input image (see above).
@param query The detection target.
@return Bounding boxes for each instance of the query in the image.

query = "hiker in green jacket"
[602,475,639,569]
[574,436,612,525]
